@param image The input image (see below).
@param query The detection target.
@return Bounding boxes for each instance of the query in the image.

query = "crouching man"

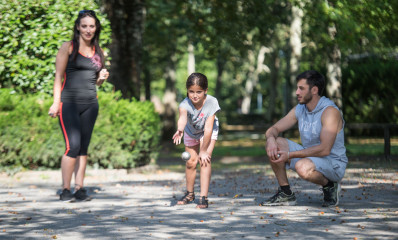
[262,70,348,207]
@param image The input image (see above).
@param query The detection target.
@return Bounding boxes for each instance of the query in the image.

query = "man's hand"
[269,150,289,164]
[266,137,280,161]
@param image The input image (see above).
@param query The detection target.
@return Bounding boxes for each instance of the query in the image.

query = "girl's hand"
[48,102,60,118]
[199,151,211,167]
[172,130,183,145]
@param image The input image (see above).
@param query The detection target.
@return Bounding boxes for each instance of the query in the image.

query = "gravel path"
[1,157,397,239]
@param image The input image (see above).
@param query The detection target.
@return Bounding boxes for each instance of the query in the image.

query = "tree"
[102,0,146,100]
[0,0,111,93]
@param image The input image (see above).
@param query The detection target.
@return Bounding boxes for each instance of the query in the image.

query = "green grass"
[160,140,398,171]
[346,144,398,156]
[168,141,397,158]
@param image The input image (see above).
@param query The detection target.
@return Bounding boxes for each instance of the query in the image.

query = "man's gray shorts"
[286,139,347,182]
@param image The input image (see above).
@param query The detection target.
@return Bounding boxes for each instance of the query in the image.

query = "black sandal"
[177,191,195,205]
[196,196,208,209]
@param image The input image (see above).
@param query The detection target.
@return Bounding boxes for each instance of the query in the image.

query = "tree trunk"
[187,42,195,75]
[161,52,178,140]
[215,54,225,100]
[326,24,343,108]
[241,46,270,114]
[285,4,303,114]
[143,64,151,101]
[266,50,280,122]
[102,0,145,100]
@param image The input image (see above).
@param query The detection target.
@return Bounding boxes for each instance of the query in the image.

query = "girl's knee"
[186,158,198,169]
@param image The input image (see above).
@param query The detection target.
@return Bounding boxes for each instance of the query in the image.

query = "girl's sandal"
[177,191,195,205]
[196,196,208,209]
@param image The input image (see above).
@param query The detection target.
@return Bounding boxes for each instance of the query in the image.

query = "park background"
[1,0,398,171]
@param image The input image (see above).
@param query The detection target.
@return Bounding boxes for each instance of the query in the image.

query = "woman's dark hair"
[70,10,104,68]
[186,73,208,90]
[296,70,325,96]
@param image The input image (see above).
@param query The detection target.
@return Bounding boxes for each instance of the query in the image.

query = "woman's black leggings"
[59,102,99,158]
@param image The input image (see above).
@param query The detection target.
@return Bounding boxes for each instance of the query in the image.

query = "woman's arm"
[48,42,70,118]
[96,48,109,86]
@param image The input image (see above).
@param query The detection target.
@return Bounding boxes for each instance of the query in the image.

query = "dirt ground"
[1,155,397,240]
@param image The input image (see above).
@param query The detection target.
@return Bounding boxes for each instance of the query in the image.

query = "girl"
[172,73,220,209]
[48,10,109,202]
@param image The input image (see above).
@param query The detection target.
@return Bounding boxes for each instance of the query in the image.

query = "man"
[263,70,348,207]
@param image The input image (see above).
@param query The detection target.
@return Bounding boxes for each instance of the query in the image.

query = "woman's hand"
[97,68,109,86]
[172,130,183,145]
[48,102,60,118]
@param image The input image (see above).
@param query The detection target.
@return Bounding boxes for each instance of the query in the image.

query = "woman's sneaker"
[60,189,75,202]
[74,188,92,201]
[261,188,296,206]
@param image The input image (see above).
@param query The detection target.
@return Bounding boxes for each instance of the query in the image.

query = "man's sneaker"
[260,188,297,206]
[322,182,341,207]
[60,189,75,202]
[74,188,92,201]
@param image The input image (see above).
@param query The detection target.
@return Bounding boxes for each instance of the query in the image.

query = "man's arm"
[289,106,342,159]
[265,107,298,160]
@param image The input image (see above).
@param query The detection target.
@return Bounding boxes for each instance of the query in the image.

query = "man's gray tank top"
[179,94,220,139]
[295,96,348,164]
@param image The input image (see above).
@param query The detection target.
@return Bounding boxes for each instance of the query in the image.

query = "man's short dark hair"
[296,70,325,96]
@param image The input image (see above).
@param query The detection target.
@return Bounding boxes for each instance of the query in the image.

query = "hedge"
[0,0,111,93]
[0,89,161,169]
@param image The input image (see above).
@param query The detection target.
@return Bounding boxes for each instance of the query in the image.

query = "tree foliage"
[1,0,398,128]
[0,0,111,93]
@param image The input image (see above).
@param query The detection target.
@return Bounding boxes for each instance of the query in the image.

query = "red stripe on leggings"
[59,102,70,156]
[61,72,66,90]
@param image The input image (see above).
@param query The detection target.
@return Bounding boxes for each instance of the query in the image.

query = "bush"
[0,0,111,93]
[0,89,161,169]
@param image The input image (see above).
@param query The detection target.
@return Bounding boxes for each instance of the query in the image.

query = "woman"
[48,10,109,202]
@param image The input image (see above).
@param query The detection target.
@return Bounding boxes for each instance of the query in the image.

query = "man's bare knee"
[295,159,316,180]
[275,137,289,151]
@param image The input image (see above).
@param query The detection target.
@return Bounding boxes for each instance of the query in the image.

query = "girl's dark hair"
[186,73,208,90]
[70,10,104,68]
[296,70,325,96]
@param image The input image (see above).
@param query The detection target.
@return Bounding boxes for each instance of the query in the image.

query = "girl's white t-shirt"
[179,94,220,139]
